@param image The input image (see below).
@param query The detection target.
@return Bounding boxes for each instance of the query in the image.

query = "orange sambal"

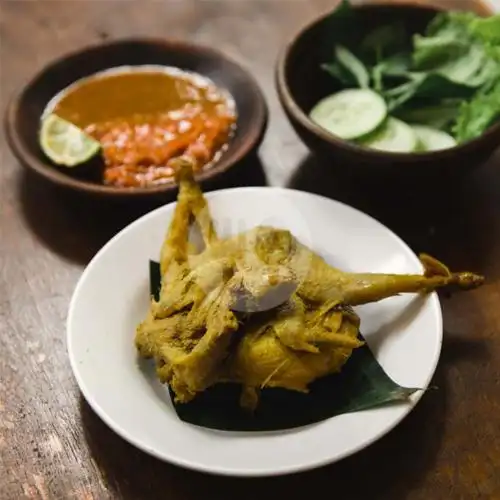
[50,66,236,188]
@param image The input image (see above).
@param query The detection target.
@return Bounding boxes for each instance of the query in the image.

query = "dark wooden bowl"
[276,3,500,182]
[5,38,268,197]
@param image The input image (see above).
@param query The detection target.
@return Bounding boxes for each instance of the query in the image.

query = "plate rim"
[67,186,443,476]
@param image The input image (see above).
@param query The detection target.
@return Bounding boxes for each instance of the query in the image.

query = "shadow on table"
[288,153,500,278]
[80,364,446,499]
[441,331,491,366]
[80,329,490,500]
[17,154,268,266]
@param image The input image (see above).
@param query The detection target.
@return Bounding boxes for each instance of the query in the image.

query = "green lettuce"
[321,1,500,143]
[453,79,500,142]
[412,12,500,87]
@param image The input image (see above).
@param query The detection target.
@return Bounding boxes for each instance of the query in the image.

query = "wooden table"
[2,1,499,498]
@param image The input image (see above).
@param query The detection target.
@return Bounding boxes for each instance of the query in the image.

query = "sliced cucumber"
[414,139,427,153]
[309,89,387,140]
[411,125,457,152]
[358,117,418,153]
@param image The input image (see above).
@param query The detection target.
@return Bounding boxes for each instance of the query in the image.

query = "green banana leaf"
[148,260,421,431]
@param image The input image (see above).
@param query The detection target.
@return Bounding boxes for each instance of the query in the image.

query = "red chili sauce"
[51,66,236,188]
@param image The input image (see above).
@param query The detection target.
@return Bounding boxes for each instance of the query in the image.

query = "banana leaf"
[148,260,421,431]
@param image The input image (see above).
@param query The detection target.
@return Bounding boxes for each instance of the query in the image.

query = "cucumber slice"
[414,139,427,153]
[411,125,457,152]
[358,117,418,153]
[309,89,387,140]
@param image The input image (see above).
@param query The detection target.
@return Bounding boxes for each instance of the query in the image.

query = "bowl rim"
[4,37,269,197]
[275,2,500,161]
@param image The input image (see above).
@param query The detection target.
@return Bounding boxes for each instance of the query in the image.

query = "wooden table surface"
[2,1,500,498]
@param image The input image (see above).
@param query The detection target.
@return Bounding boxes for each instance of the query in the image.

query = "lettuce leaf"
[321,45,370,88]
[470,14,500,44]
[359,22,408,64]
[320,2,500,142]
[412,12,500,87]
[395,100,461,131]
[393,11,500,139]
[453,79,500,142]
[383,72,476,112]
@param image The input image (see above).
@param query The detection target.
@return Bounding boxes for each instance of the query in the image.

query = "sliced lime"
[39,114,101,167]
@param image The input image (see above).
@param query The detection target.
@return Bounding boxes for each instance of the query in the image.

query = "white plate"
[67,187,442,477]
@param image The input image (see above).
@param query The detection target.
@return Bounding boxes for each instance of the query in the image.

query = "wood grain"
[1,1,499,499]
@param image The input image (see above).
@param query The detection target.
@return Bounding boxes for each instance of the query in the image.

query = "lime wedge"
[39,114,101,167]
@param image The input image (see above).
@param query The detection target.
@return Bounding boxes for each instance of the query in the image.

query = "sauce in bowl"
[44,66,237,188]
